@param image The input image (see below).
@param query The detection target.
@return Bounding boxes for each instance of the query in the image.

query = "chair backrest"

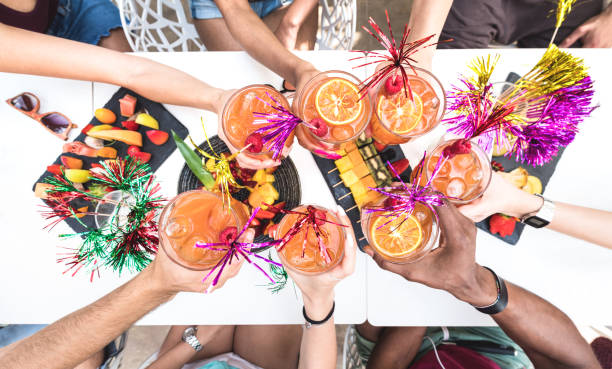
[118,0,356,52]
[118,0,206,52]
[342,325,366,369]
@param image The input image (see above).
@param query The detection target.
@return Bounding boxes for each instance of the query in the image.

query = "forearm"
[298,294,336,369]
[453,266,600,369]
[0,24,224,112]
[407,0,453,67]
[215,1,313,86]
[504,191,612,249]
[492,283,600,369]
[0,267,173,369]
[146,342,196,369]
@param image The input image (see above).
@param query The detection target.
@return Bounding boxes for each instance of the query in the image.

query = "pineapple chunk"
[334,156,353,173]
[353,161,370,178]
[350,182,367,199]
[340,170,359,187]
[253,169,267,184]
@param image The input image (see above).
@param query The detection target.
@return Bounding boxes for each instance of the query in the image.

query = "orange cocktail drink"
[276,205,345,274]
[370,67,445,145]
[159,190,249,270]
[294,71,372,152]
[222,85,292,160]
[361,195,439,264]
[419,139,492,204]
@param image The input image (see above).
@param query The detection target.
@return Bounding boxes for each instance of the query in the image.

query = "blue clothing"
[190,0,292,20]
[199,361,241,369]
[46,0,123,45]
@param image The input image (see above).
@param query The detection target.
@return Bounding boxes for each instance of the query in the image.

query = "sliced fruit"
[88,129,143,146]
[377,92,423,134]
[84,136,104,149]
[340,170,359,187]
[371,214,423,257]
[60,156,83,169]
[499,167,528,188]
[81,123,94,135]
[65,169,91,183]
[88,124,114,133]
[522,175,542,195]
[334,156,353,173]
[121,120,139,131]
[96,147,117,159]
[135,113,159,129]
[146,130,169,145]
[489,214,516,237]
[95,108,116,124]
[119,94,137,117]
[34,183,55,199]
[75,206,89,219]
[126,145,151,163]
[47,164,63,175]
[254,209,276,220]
[315,78,363,125]
[388,158,410,176]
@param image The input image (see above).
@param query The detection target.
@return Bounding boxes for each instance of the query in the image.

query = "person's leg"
[365,327,427,369]
[293,5,317,50]
[233,325,302,369]
[438,0,505,49]
[191,0,244,50]
[97,28,131,52]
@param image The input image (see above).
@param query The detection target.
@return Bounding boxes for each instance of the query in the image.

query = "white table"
[0,51,367,325]
[1,50,610,326]
[367,49,612,326]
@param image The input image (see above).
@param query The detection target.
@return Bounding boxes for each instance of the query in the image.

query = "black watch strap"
[303,301,335,328]
[474,267,508,315]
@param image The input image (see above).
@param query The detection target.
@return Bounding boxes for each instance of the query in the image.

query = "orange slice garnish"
[377,92,423,135]
[315,78,363,126]
[371,213,423,258]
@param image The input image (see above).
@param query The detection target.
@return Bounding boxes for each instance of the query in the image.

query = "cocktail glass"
[221,84,292,160]
[369,66,446,145]
[275,205,345,275]
[361,195,439,264]
[293,70,372,153]
[158,190,249,270]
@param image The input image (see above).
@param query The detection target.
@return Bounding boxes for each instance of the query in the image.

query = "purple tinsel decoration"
[252,93,304,160]
[195,207,282,287]
[511,76,596,166]
[365,153,446,229]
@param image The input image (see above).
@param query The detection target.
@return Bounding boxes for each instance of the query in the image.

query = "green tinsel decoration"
[42,157,164,279]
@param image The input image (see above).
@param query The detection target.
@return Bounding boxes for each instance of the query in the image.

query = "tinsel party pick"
[42,157,164,278]
[350,9,447,99]
[550,0,577,45]
[195,208,282,287]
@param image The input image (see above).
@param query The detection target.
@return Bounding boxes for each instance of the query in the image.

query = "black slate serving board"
[33,87,189,235]
[176,136,302,247]
[311,145,410,251]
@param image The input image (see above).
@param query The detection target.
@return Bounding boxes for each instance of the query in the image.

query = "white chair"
[117,0,356,52]
[342,325,366,369]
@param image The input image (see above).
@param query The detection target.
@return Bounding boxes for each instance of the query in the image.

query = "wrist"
[450,265,498,307]
[303,293,335,321]
[507,191,543,219]
[140,264,178,302]
[292,62,317,88]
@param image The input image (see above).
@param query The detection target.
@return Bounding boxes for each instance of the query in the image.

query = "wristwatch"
[181,326,203,352]
[520,194,555,228]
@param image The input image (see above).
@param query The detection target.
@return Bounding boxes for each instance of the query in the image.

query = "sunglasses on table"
[6,92,77,140]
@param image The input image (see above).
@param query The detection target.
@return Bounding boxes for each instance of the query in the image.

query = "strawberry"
[374,141,387,153]
[384,74,404,95]
[47,164,63,175]
[255,209,276,220]
[146,130,169,145]
[307,206,327,226]
[90,163,104,169]
[388,158,410,176]
[245,132,264,153]
[489,214,516,237]
[384,197,403,208]
[81,123,94,135]
[121,120,139,131]
[443,139,472,159]
[309,118,328,137]
[219,227,238,243]
[268,201,285,213]
[127,145,151,163]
